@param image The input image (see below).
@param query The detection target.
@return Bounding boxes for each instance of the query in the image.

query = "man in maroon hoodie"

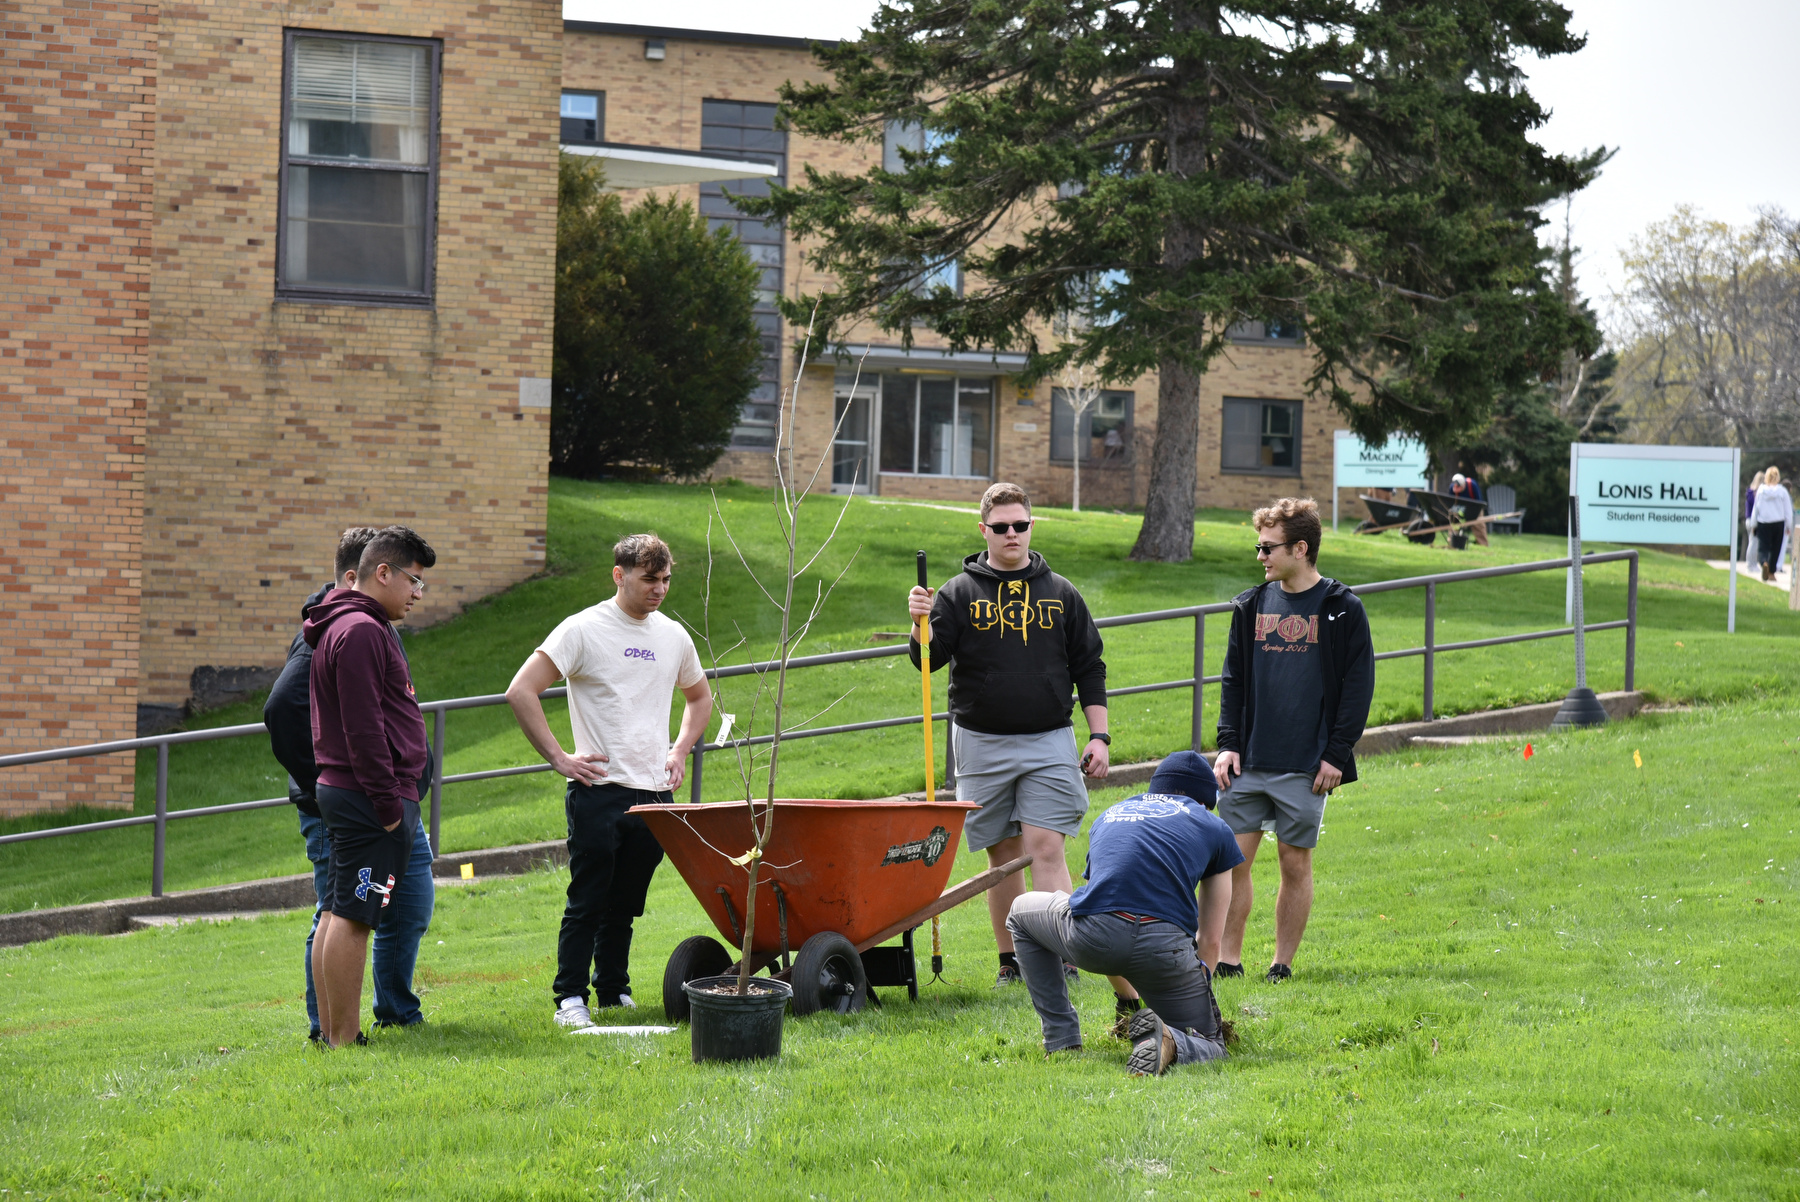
[305,525,436,1048]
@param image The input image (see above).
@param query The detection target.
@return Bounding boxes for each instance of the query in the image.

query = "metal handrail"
[1,551,1638,898]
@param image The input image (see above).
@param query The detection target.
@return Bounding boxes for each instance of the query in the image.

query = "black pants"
[553,780,666,1006]
[1754,521,1786,573]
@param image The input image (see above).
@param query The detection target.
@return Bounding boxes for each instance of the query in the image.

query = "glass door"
[832,388,874,493]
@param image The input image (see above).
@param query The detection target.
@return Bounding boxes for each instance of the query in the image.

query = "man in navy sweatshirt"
[1007,752,1241,1076]
[265,526,436,1040]
[304,525,436,1048]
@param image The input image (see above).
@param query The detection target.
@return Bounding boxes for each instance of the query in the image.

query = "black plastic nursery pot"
[683,974,792,1063]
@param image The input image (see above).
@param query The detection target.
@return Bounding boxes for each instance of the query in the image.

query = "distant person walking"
[506,534,711,1031]
[1745,469,1767,572]
[304,526,437,1048]
[908,482,1110,988]
[1214,498,1374,984]
[266,527,437,1041]
[1751,467,1794,582]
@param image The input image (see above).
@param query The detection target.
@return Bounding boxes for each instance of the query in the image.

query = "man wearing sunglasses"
[304,525,437,1047]
[909,482,1110,987]
[1213,497,1373,984]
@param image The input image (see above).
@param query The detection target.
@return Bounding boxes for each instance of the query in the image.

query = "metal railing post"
[944,718,957,791]
[152,742,168,898]
[1422,581,1437,722]
[1625,552,1638,692]
[1191,612,1206,749]
[690,743,704,803]
[429,708,445,855]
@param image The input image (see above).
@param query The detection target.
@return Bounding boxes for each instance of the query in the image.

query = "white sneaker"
[595,993,636,1011]
[554,997,594,1029]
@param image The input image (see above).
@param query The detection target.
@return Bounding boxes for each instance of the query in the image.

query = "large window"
[1222,397,1302,475]
[700,100,786,449]
[1227,318,1304,344]
[878,375,993,478]
[560,91,604,145]
[279,32,439,305]
[1051,389,1133,462]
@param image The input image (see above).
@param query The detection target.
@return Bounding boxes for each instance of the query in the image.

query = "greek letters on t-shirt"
[1255,611,1318,651]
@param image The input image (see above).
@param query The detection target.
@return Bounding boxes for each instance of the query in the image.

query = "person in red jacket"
[305,525,436,1048]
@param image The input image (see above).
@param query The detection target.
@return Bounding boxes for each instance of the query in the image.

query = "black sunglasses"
[1253,540,1297,556]
[984,520,1034,535]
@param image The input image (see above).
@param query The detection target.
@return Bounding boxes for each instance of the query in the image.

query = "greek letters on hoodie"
[303,588,428,826]
[908,550,1106,735]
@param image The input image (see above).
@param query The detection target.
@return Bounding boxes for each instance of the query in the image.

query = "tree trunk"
[1129,0,1212,563]
[1130,356,1202,560]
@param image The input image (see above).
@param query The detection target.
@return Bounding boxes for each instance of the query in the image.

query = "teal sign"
[1572,444,1737,546]
[1333,431,1430,489]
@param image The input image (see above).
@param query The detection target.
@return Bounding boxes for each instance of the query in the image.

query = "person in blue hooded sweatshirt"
[1006,751,1243,1076]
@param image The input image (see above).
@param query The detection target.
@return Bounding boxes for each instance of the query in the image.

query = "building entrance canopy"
[561,141,779,189]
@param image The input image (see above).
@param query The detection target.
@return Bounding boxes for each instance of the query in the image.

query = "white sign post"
[1332,431,1431,529]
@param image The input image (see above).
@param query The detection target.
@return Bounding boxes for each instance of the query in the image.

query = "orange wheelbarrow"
[630,798,1030,1018]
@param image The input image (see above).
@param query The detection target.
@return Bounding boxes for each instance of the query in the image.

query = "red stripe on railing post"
[152,742,168,898]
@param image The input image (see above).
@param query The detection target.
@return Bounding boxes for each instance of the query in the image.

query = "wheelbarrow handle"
[852,855,1033,955]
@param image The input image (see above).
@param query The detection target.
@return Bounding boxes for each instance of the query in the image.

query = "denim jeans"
[552,781,666,1007]
[1007,891,1227,1065]
[299,808,436,1035]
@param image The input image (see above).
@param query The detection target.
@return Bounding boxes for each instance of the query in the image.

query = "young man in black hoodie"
[909,482,1110,986]
[265,527,437,1041]
[1214,497,1374,984]
[304,525,436,1048]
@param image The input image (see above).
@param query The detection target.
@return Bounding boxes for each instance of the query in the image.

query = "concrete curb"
[1,692,1642,949]
[0,841,574,949]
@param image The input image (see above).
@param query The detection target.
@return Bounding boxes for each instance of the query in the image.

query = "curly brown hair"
[1252,497,1322,565]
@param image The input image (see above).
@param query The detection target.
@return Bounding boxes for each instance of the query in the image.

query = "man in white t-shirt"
[505,533,712,1030]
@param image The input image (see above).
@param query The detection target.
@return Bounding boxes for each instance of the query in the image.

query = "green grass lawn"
[4,477,1796,913]
[4,697,1796,1199]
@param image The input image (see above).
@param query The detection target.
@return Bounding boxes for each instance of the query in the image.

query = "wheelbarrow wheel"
[1353,519,1380,535]
[1403,518,1436,546]
[663,935,733,1022]
[790,932,868,1016]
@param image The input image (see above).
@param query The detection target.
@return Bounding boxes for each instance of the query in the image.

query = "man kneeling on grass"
[1006,752,1241,1076]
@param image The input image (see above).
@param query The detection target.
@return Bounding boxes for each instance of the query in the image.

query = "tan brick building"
[562,22,1345,517]
[0,0,157,813]
[3,12,1353,815]
[3,0,564,814]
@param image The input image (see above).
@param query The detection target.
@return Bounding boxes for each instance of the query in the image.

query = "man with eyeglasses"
[303,525,438,1047]
[1213,497,1373,984]
[265,526,438,1042]
[908,481,1110,987]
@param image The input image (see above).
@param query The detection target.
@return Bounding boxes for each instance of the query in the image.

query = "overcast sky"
[564,0,1800,325]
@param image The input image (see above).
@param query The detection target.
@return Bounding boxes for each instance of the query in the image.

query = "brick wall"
[139,0,563,707]
[0,0,157,814]
[565,26,1345,522]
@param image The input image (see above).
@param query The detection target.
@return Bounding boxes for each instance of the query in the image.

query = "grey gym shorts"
[1216,768,1327,849]
[953,725,1089,852]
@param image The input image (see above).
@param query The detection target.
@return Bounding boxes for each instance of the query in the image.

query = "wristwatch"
[1089,732,1111,746]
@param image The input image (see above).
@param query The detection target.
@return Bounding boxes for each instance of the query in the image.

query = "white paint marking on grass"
[572,1025,677,1036]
